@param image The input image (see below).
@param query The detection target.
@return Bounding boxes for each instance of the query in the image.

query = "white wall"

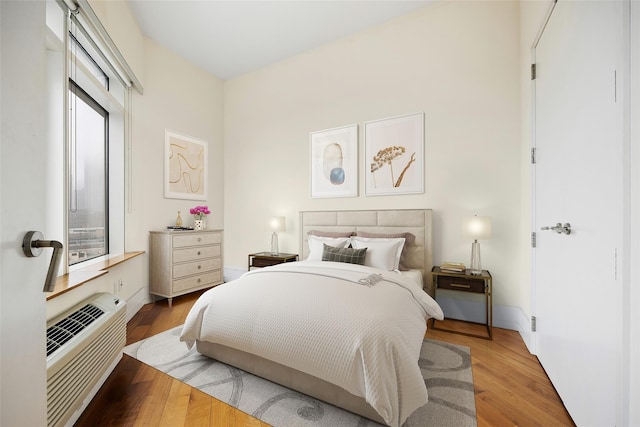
[224,1,522,318]
[0,2,48,425]
[116,36,224,310]
[125,36,225,250]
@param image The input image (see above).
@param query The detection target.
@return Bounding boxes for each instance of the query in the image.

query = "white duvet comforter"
[180,261,444,427]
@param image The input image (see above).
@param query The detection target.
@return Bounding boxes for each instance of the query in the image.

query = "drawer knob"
[197,265,201,269]
[197,278,201,283]
[197,251,201,256]
[197,237,201,242]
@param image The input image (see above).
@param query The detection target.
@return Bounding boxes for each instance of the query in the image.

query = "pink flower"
[190,205,211,220]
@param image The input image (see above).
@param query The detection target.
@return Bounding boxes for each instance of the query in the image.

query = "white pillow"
[350,236,406,270]
[307,235,350,261]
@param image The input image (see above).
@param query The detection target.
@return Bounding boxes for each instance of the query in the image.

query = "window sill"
[46,251,145,300]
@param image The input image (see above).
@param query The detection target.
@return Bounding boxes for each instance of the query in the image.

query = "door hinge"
[531,63,536,80]
[531,231,536,248]
[531,147,536,164]
[531,316,537,332]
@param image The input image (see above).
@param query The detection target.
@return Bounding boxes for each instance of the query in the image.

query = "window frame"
[67,78,111,266]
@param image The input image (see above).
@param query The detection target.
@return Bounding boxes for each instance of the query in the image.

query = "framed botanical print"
[364,112,424,196]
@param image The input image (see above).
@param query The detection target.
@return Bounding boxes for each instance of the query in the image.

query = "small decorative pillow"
[350,236,405,271]
[307,235,351,261]
[321,244,367,265]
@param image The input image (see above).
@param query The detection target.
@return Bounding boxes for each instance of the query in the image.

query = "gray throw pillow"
[321,243,367,265]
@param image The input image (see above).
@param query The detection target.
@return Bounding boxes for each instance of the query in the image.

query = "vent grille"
[46,304,105,357]
[47,311,125,427]
[46,293,126,427]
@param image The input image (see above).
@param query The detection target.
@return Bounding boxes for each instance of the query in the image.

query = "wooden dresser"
[149,229,223,307]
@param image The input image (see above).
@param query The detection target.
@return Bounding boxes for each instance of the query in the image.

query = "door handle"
[22,231,64,292]
[541,222,572,235]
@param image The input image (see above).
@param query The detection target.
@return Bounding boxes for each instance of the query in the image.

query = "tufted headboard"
[299,209,433,294]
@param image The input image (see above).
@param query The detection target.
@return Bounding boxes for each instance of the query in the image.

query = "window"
[68,81,109,265]
[46,0,136,274]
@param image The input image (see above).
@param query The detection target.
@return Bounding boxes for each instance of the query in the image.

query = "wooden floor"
[75,291,575,427]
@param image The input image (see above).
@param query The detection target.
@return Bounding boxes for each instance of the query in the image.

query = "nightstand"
[430,266,493,340]
[248,252,298,270]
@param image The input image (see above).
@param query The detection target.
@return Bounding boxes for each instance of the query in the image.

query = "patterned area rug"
[124,326,476,427]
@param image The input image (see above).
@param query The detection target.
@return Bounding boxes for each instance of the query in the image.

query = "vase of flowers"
[190,205,211,230]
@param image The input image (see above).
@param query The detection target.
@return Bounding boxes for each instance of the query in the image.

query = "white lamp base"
[470,240,482,275]
[271,232,279,255]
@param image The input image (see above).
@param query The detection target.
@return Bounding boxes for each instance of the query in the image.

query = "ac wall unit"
[46,292,126,427]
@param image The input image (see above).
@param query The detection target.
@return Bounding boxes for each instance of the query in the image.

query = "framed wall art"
[310,124,358,198]
[364,112,424,196]
[164,129,208,200]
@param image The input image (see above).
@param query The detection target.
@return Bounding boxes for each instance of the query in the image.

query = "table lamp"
[463,215,491,275]
[267,216,286,255]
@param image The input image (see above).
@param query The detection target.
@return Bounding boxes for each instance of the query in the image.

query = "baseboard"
[435,296,487,324]
[516,308,536,354]
[436,296,536,354]
[435,296,519,332]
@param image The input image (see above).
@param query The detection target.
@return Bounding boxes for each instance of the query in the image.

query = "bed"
[180,209,443,427]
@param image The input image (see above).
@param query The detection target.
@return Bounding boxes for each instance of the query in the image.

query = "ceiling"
[127,1,432,80]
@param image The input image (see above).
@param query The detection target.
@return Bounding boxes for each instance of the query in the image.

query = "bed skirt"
[196,340,387,425]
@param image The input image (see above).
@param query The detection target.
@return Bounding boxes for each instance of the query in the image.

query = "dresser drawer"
[173,271,222,293]
[173,245,221,263]
[173,232,222,248]
[436,275,485,293]
[173,258,222,279]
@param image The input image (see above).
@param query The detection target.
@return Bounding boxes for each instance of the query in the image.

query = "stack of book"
[440,262,466,273]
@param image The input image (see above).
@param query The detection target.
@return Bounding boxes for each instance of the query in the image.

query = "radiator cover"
[46,293,126,427]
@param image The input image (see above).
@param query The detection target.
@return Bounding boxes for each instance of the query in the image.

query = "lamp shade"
[463,215,491,240]
[267,216,286,233]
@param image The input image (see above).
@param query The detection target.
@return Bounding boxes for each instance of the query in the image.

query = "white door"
[534,1,622,426]
[1,2,48,426]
